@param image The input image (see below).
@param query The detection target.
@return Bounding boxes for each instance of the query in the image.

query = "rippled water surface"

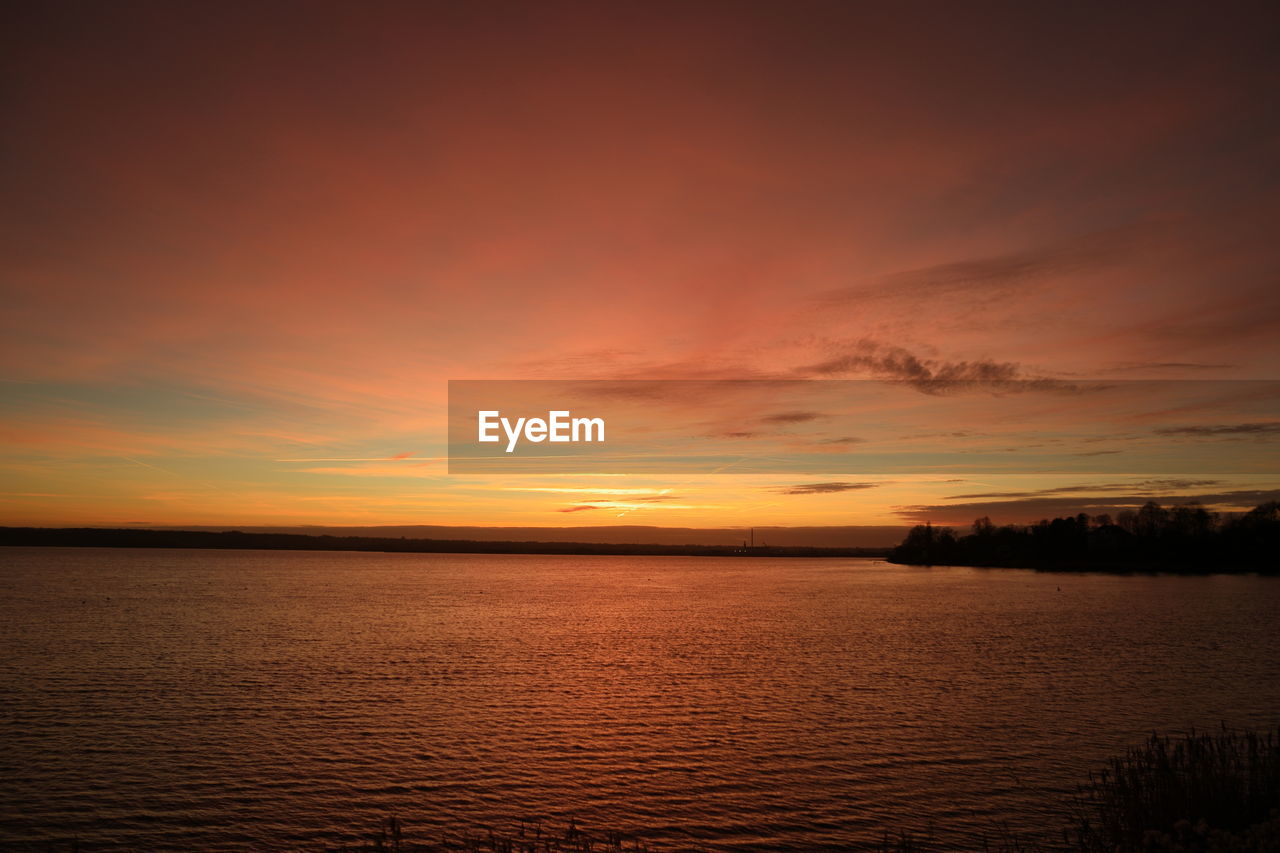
[2,547,1278,850]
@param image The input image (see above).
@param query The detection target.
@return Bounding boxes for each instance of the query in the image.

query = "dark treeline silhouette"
[889,500,1280,573]
[0,526,887,559]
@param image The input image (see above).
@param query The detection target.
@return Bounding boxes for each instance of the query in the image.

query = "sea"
[2,548,1277,850]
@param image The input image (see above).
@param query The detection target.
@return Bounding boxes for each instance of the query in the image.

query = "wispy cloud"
[781,482,879,495]
[760,411,825,424]
[896,489,1280,524]
[1099,362,1234,373]
[1155,422,1280,437]
[507,487,675,496]
[277,454,423,462]
[945,479,1222,500]
[818,225,1154,309]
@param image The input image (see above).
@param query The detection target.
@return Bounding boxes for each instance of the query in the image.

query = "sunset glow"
[3,2,1278,538]
[5,5,1280,851]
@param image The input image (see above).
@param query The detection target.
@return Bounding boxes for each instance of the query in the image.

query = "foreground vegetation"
[1068,726,1280,852]
[889,500,1280,572]
[882,726,1280,852]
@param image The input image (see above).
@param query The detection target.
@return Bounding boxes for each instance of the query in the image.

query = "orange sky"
[3,1,1278,534]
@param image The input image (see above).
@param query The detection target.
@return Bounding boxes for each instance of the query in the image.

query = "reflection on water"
[1,548,1277,850]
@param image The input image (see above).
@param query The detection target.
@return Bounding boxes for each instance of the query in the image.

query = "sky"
[2,1,1278,538]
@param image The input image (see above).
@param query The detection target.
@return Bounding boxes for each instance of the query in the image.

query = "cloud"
[945,478,1222,500]
[895,489,1280,524]
[557,505,600,513]
[1099,362,1234,373]
[507,487,674,496]
[781,482,879,495]
[760,411,825,424]
[710,411,835,441]
[789,435,868,454]
[558,495,684,505]
[795,339,1081,395]
[606,495,681,504]
[5,4,1279,529]
[279,454,422,462]
[819,224,1151,307]
[1155,422,1280,437]
[1124,289,1280,349]
[294,461,436,477]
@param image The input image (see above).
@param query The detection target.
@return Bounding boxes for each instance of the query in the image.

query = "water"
[1,548,1277,851]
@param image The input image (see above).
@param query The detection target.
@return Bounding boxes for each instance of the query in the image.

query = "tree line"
[0,526,886,559]
[889,500,1279,573]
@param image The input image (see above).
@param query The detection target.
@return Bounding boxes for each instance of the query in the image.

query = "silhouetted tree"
[889,500,1278,573]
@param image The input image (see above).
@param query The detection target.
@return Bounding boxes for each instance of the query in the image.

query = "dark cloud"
[781,482,879,495]
[814,436,865,445]
[907,430,982,439]
[557,505,600,513]
[1100,362,1234,373]
[946,479,1222,500]
[796,339,1085,395]
[1155,422,1280,437]
[712,411,830,438]
[896,489,1280,524]
[761,411,824,424]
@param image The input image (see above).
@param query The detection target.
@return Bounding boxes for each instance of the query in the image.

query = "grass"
[877,725,1280,852]
[1069,725,1280,852]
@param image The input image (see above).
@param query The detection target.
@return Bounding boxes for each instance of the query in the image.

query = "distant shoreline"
[0,526,889,559]
[886,555,1278,575]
